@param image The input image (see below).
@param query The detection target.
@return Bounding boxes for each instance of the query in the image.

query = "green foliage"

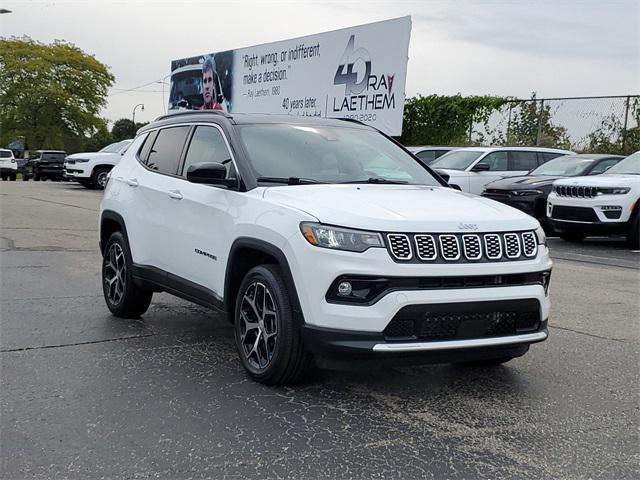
[111,118,147,142]
[586,98,640,155]
[84,119,113,152]
[0,36,114,151]
[400,94,510,146]
[503,94,571,149]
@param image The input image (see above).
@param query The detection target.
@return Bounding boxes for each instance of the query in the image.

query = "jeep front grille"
[386,231,538,263]
[555,185,597,198]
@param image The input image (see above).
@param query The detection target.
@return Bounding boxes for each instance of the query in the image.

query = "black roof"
[146,110,372,130]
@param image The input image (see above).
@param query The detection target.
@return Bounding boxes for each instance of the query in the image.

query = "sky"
[1,0,638,126]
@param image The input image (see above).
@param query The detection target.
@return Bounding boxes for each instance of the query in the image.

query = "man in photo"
[201,55,224,111]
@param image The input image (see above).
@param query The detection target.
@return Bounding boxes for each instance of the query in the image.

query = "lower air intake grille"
[383,300,541,341]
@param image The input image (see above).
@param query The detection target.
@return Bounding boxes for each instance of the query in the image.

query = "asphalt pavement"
[1,181,639,479]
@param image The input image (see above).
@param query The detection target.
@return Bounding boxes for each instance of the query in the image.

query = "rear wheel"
[0,174,6,181]
[102,231,153,318]
[559,232,585,243]
[9,172,16,181]
[234,265,311,385]
[92,167,110,189]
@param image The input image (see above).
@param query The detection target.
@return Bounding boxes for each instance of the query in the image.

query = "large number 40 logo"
[334,35,372,95]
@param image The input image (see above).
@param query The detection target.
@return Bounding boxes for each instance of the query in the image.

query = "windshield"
[238,125,442,186]
[605,151,640,175]
[0,150,12,158]
[430,150,483,170]
[530,156,593,176]
[99,140,131,154]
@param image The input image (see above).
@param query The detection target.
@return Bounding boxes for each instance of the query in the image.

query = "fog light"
[337,281,352,297]
[599,205,622,211]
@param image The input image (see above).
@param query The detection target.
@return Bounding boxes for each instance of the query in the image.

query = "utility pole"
[621,96,631,154]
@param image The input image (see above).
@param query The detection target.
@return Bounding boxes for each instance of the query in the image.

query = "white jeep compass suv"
[100,111,552,385]
[0,148,18,181]
[548,151,640,248]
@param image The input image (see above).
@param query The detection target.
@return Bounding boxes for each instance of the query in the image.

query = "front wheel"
[102,231,153,318]
[92,167,110,189]
[9,173,16,181]
[234,265,311,385]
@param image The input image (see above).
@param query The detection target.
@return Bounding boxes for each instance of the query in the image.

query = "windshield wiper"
[257,176,324,185]
[341,177,408,184]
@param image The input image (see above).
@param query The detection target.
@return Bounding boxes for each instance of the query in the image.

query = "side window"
[542,152,562,163]
[477,151,508,171]
[416,150,436,163]
[509,151,538,171]
[138,130,158,163]
[434,150,448,159]
[145,126,190,175]
[589,159,620,175]
[182,126,235,178]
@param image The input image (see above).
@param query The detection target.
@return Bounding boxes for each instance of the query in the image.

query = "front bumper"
[285,233,552,339]
[0,166,18,173]
[303,323,546,362]
[547,193,634,235]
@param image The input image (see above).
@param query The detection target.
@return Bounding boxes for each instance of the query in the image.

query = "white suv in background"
[548,151,640,248]
[64,139,133,189]
[100,112,552,385]
[430,147,573,194]
[0,148,18,181]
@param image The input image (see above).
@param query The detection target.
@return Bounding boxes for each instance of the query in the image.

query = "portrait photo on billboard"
[169,51,233,112]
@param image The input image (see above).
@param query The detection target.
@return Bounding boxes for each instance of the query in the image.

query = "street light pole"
[132,103,144,125]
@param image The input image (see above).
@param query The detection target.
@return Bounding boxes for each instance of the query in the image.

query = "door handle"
[127,178,139,187]
[168,190,183,200]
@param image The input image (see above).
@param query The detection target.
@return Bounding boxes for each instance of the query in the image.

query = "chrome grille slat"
[462,235,482,260]
[484,234,502,260]
[521,232,537,257]
[504,233,521,258]
[439,235,461,261]
[414,235,437,261]
[387,234,412,260]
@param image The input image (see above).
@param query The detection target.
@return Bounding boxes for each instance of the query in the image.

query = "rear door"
[125,125,191,272]
[508,151,539,177]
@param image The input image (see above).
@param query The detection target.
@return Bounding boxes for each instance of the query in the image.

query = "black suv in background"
[23,150,67,181]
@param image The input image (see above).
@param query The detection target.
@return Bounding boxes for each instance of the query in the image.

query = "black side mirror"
[449,184,462,191]
[186,162,236,187]
[471,163,490,172]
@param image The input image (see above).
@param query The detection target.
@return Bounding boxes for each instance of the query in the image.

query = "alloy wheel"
[97,171,108,188]
[104,243,126,305]
[239,281,278,370]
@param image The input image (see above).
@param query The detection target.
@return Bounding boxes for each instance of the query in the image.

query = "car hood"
[262,184,538,232]
[486,175,561,190]
[554,174,640,187]
[66,152,119,161]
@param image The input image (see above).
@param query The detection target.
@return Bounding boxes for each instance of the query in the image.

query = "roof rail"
[336,117,367,126]
[155,109,233,121]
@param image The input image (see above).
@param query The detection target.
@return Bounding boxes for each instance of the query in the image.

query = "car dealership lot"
[1,182,638,478]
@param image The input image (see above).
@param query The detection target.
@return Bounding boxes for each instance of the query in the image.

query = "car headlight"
[73,158,90,163]
[535,225,547,246]
[597,187,630,195]
[511,189,543,196]
[300,223,384,252]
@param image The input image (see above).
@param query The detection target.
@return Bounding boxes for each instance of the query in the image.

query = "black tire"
[9,173,16,181]
[78,179,93,188]
[234,264,312,385]
[102,231,153,318]
[33,173,40,181]
[628,210,639,249]
[559,232,585,243]
[0,174,6,181]
[92,167,110,190]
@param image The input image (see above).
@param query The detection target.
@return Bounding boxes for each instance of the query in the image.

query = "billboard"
[169,17,411,135]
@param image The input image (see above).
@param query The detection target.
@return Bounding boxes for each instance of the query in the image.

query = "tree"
[586,98,640,155]
[400,94,509,146]
[504,93,571,148]
[84,119,113,152]
[0,37,114,151]
[111,118,149,142]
